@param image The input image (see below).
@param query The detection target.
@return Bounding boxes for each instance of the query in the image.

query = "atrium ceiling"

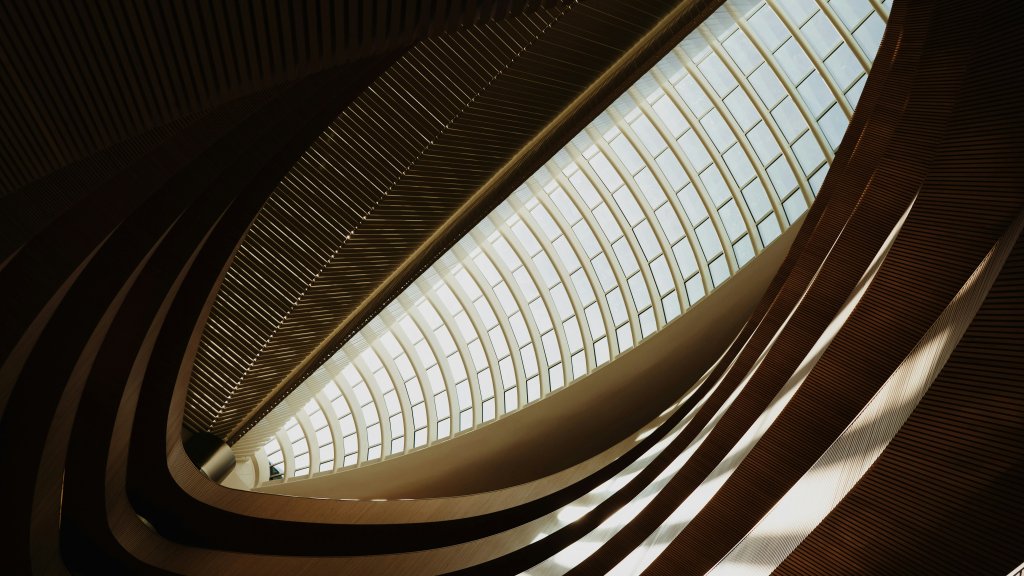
[238,0,889,487]
[1,0,1022,574]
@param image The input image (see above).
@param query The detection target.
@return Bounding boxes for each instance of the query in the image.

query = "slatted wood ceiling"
[182,0,698,442]
[4,0,1023,573]
[0,0,562,196]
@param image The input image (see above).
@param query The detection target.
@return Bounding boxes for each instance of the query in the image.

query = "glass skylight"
[243,0,889,484]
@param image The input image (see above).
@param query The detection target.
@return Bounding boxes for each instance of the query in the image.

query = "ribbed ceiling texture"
[183,0,713,442]
[0,0,562,257]
[236,0,886,478]
[2,0,1023,575]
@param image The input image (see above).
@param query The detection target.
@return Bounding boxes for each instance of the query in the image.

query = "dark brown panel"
[1,55,396,574]
[3,0,1022,573]
[0,0,563,196]
[638,0,1024,572]
[777,234,1023,576]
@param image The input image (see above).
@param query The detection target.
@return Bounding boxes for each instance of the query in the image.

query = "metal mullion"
[492,206,566,396]
[585,126,672,327]
[418,288,475,432]
[693,28,790,234]
[455,244,524,417]
[275,430,293,481]
[666,52,754,271]
[812,0,871,72]
[510,190,589,387]
[368,335,411,457]
[429,269,485,428]
[471,224,543,408]
[253,448,271,485]
[350,355,390,460]
[293,410,318,476]
[314,390,342,473]
[387,297,437,444]
[606,105,709,305]
[527,175,603,372]
[552,151,638,356]
[725,3,829,205]
[320,356,366,466]
[619,79,724,293]
[404,296,458,440]
[866,0,890,20]
[393,297,443,443]
[766,0,854,118]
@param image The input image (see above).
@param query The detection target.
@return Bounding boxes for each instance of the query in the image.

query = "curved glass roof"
[237,0,889,484]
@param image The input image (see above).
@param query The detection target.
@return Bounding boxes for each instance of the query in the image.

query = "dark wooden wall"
[1,0,1021,573]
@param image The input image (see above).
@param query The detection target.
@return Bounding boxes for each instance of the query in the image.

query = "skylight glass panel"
[655,150,689,192]
[567,169,602,209]
[609,134,646,174]
[627,273,652,311]
[748,5,790,51]
[696,220,724,260]
[771,97,807,143]
[564,318,584,352]
[824,44,862,91]
[655,203,685,244]
[742,180,773,221]
[551,284,573,321]
[831,0,874,30]
[767,157,799,197]
[700,109,736,152]
[746,121,781,165]
[246,0,889,482]
[819,103,848,150]
[723,145,756,188]
[719,200,747,241]
[748,81,781,122]
[792,131,826,175]
[723,30,762,76]
[633,221,662,261]
[677,184,709,225]
[777,0,817,26]
[631,115,668,156]
[616,324,634,352]
[854,13,886,58]
[679,129,712,171]
[589,152,624,191]
[634,168,667,209]
[649,255,674,296]
[613,188,645,226]
[698,54,738,97]
[802,11,841,58]
[651,94,688,138]
[531,204,561,240]
[672,240,700,279]
[699,165,731,206]
[724,90,760,132]
[674,75,713,117]
[758,214,783,245]
[797,73,835,118]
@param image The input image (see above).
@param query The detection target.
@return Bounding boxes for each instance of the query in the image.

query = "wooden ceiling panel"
[182,1,695,442]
